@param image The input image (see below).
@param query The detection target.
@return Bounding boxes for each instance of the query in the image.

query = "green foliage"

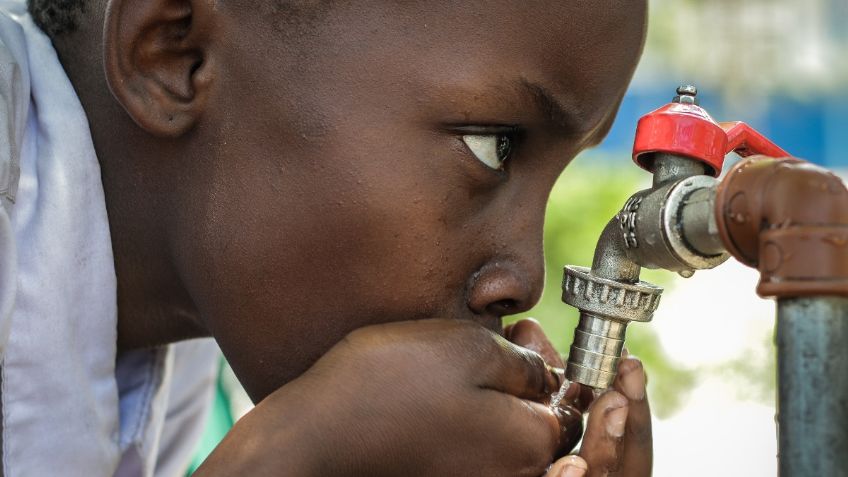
[706,331,776,404]
[507,154,695,418]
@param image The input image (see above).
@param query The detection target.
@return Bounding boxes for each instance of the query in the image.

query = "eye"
[462,134,513,170]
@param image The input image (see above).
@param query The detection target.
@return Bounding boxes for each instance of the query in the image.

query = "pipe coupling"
[715,156,848,297]
[621,176,730,275]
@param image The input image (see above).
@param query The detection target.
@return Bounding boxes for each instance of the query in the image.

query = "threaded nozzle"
[565,314,627,389]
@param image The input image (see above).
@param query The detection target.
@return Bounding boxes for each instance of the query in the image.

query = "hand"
[506,319,653,477]
[195,319,585,476]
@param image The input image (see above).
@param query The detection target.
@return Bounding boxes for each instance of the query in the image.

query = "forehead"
[229,1,647,138]
[317,2,645,108]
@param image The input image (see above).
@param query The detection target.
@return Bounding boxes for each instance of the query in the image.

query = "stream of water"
[549,378,572,409]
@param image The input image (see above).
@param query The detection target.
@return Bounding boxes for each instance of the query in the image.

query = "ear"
[104,0,213,137]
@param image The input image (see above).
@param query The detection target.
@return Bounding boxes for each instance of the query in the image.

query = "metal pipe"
[776,297,848,476]
[713,156,848,475]
[590,216,641,282]
[651,152,707,188]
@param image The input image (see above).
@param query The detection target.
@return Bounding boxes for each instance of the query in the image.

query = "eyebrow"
[518,79,591,136]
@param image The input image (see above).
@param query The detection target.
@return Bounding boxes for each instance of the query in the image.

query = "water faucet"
[561,85,848,474]
[563,85,787,389]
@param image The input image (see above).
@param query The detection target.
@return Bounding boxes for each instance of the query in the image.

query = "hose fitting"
[562,266,661,388]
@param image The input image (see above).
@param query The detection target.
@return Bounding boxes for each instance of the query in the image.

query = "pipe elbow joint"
[716,156,848,297]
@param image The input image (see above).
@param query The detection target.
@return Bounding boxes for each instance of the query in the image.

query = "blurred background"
[189,1,848,475]
[517,0,848,474]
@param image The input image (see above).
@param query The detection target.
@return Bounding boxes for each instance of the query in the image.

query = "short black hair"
[28,1,333,39]
[28,0,87,37]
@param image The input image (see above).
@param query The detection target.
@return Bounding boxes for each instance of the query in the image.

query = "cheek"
[182,136,489,398]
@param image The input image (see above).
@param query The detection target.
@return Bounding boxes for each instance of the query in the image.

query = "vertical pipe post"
[776,297,848,476]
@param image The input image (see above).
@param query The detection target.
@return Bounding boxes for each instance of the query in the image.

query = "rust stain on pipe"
[715,156,848,297]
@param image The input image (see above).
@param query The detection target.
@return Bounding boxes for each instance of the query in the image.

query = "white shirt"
[0,3,219,476]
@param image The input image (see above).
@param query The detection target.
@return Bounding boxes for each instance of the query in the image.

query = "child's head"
[34,0,647,400]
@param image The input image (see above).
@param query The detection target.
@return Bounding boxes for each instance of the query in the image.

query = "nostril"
[487,299,520,316]
[466,262,540,317]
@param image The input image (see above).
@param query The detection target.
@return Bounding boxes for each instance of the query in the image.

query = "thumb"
[545,455,589,477]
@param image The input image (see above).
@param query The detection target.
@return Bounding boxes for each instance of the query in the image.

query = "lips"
[467,313,503,334]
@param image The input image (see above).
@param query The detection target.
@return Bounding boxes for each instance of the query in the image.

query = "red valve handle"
[632,96,789,177]
[720,121,790,160]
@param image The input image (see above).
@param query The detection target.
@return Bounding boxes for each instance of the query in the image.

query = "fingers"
[506,318,565,368]
[554,403,584,456]
[507,319,585,411]
[569,383,597,413]
[578,391,629,476]
[610,357,652,476]
[479,333,560,402]
[350,319,593,475]
[578,358,652,477]
[377,319,558,404]
[546,455,589,477]
[479,392,583,475]
[479,319,587,464]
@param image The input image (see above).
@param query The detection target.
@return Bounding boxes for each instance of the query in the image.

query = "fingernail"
[545,365,561,395]
[560,464,587,477]
[557,456,588,477]
[605,405,628,438]
[550,366,566,382]
[547,364,565,388]
[619,360,646,401]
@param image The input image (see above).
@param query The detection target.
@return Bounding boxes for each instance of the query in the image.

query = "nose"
[466,183,549,318]
[466,260,544,318]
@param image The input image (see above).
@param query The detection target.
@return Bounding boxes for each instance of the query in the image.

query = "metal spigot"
[562,152,722,389]
[562,85,789,390]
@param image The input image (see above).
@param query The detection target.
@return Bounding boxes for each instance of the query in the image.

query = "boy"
[0,0,652,475]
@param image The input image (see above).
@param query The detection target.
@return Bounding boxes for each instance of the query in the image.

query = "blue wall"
[598,85,848,169]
